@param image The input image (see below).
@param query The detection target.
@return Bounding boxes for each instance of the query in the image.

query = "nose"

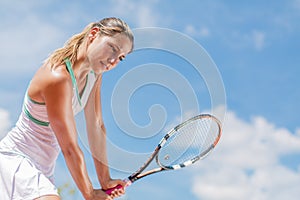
[106,57,119,71]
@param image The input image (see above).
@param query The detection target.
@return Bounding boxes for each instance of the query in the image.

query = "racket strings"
[158,117,219,168]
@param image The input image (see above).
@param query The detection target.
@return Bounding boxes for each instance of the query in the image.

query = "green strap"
[23,59,82,127]
[26,93,45,105]
[23,106,50,127]
[23,89,49,126]
[64,58,82,106]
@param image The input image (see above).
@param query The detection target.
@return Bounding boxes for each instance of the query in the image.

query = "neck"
[72,40,90,79]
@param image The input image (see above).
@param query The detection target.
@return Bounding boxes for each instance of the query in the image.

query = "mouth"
[100,61,107,69]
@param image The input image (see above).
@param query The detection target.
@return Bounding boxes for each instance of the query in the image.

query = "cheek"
[88,38,111,58]
[88,45,101,59]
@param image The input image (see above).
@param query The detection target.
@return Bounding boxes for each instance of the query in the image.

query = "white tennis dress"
[0,59,96,200]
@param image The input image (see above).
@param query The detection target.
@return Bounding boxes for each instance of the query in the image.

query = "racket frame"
[104,114,222,194]
[128,114,221,183]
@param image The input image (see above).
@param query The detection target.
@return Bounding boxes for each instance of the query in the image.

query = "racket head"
[156,114,221,170]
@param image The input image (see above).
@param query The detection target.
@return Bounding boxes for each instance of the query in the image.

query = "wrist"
[97,168,111,189]
[100,177,112,190]
[83,185,94,200]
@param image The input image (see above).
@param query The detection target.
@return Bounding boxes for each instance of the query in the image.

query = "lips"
[100,61,110,71]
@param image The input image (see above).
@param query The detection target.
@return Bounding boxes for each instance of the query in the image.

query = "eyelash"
[110,45,117,53]
[119,56,125,61]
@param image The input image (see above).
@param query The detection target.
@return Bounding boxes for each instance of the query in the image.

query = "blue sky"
[0,0,300,199]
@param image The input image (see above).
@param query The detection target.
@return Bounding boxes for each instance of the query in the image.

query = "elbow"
[61,142,81,158]
[95,118,106,135]
[100,122,106,134]
[61,144,85,167]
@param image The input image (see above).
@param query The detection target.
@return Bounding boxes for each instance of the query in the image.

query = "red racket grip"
[104,184,123,195]
[104,179,131,195]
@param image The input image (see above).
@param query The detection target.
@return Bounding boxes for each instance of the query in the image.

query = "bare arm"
[84,75,110,186]
[84,75,126,192]
[42,69,110,200]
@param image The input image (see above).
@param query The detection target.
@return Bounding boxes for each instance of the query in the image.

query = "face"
[86,29,133,74]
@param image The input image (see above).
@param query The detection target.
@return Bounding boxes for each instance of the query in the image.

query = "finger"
[118,188,125,195]
[107,196,113,200]
[110,189,124,198]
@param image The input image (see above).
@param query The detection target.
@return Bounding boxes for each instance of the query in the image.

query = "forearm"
[88,124,112,188]
[93,155,111,188]
[62,145,93,199]
[84,76,113,188]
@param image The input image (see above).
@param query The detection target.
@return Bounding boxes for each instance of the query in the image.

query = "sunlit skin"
[28,27,133,200]
[75,27,132,75]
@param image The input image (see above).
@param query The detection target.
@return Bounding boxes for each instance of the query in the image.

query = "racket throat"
[128,175,139,183]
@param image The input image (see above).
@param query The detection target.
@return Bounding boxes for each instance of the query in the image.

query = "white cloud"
[110,0,163,27]
[191,110,300,200]
[0,108,11,139]
[293,0,300,10]
[0,15,65,73]
[226,30,267,51]
[184,25,211,38]
[0,1,79,75]
[252,30,266,51]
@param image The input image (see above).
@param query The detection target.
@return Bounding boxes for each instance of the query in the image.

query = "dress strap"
[64,58,82,106]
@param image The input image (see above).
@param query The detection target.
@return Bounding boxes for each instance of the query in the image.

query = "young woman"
[0,17,134,200]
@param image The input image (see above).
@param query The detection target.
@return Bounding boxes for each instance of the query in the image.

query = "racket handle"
[104,178,131,195]
[104,184,123,195]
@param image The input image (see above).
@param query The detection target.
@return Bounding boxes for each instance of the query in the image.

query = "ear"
[89,27,100,41]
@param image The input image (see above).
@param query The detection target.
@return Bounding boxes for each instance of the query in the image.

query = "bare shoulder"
[28,63,72,103]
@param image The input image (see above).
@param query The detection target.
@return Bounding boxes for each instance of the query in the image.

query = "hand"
[102,179,126,198]
[88,189,113,200]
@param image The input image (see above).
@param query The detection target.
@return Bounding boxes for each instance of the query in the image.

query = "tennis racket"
[104,114,222,195]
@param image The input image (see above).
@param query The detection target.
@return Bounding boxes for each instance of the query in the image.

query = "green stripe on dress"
[23,106,50,127]
[26,93,46,105]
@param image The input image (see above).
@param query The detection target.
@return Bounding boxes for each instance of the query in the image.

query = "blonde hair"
[47,17,134,66]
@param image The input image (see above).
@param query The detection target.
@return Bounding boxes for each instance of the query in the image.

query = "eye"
[119,55,125,61]
[110,44,117,53]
